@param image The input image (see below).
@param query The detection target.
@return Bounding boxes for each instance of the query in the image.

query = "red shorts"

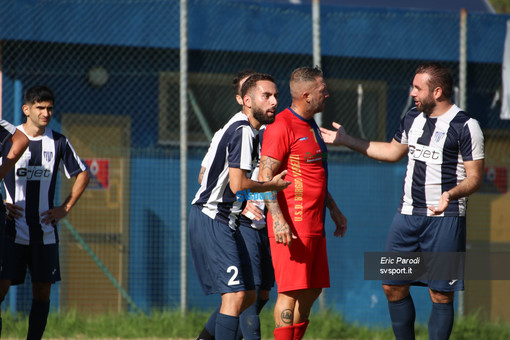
[270,236,330,292]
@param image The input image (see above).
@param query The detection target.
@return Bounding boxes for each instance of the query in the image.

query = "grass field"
[2,307,510,339]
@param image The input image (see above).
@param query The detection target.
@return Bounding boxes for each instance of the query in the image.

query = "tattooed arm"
[258,155,296,246]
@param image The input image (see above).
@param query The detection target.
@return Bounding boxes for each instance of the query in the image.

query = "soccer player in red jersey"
[258,66,347,340]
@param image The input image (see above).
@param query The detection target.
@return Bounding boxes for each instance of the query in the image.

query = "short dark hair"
[23,85,54,105]
[289,66,324,98]
[232,69,257,95]
[290,66,323,84]
[415,62,453,100]
[240,73,275,98]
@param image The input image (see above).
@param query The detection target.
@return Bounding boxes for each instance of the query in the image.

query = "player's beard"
[416,93,436,115]
[252,106,275,125]
[311,96,325,114]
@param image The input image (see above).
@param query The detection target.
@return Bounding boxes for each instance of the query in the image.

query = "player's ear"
[22,104,30,117]
[433,86,442,100]
[243,94,251,107]
[303,91,311,104]
[236,94,243,105]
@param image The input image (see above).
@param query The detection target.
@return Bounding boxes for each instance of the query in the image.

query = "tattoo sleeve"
[259,155,285,228]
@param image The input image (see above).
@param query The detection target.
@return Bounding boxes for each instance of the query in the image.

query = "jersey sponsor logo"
[298,137,309,141]
[408,144,443,164]
[16,166,52,181]
[304,151,327,163]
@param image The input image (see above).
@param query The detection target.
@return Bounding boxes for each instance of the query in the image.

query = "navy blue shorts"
[238,225,274,291]
[189,205,255,295]
[383,213,466,292]
[0,236,61,285]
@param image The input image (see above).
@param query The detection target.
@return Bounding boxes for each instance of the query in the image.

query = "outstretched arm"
[41,170,90,225]
[320,122,408,163]
[258,155,296,246]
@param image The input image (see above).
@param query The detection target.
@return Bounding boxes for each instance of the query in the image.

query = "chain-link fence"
[0,0,509,327]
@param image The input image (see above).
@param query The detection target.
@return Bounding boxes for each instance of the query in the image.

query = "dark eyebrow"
[262,91,278,96]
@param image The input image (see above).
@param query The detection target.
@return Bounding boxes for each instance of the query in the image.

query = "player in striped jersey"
[321,62,485,340]
[189,73,290,340]
[0,120,30,294]
[196,70,275,340]
[0,86,90,340]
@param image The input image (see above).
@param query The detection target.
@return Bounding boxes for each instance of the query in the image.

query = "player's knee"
[429,289,454,304]
[256,297,269,314]
[244,289,257,306]
[382,284,409,302]
[32,290,51,302]
[311,288,322,300]
[258,288,270,301]
[301,288,322,304]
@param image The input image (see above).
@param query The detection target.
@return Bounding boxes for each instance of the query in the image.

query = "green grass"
[1,308,510,339]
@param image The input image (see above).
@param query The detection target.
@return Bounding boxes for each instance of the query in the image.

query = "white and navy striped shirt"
[239,125,267,230]
[0,120,16,148]
[1,125,87,245]
[0,120,16,206]
[193,111,258,229]
[395,105,484,216]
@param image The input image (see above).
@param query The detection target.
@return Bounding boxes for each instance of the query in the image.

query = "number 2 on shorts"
[227,265,240,285]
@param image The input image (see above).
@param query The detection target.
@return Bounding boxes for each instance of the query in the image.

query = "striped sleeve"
[394,109,421,144]
[59,137,87,178]
[0,119,16,146]
[228,125,254,171]
[460,118,485,161]
[201,129,222,167]
[393,116,407,144]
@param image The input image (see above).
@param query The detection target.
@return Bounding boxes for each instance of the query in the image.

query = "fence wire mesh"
[0,0,509,327]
